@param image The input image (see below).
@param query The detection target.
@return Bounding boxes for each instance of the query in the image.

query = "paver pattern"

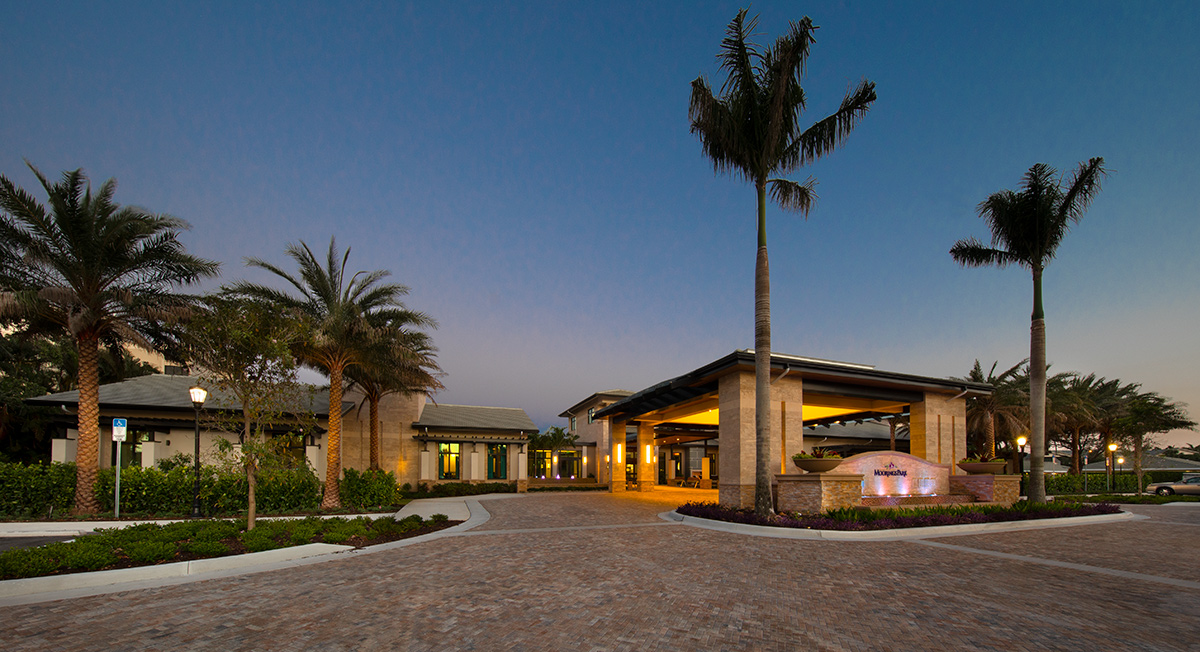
[2,491,1197,651]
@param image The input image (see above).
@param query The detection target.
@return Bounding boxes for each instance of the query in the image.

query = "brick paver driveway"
[3,489,1197,651]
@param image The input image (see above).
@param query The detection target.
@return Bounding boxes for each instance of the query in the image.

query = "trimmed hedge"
[94,465,321,515]
[413,481,516,498]
[340,469,403,510]
[1020,472,1164,496]
[0,462,76,518]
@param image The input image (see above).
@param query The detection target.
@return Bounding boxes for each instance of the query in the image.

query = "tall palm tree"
[956,359,1027,460]
[229,238,427,508]
[346,323,442,470]
[950,158,1106,502]
[689,9,876,515]
[0,164,219,513]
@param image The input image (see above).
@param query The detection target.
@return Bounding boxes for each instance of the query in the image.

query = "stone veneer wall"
[948,474,1021,506]
[775,474,864,513]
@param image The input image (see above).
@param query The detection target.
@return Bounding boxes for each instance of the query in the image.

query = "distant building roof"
[559,390,634,418]
[413,404,536,434]
[1081,454,1200,472]
[25,373,350,417]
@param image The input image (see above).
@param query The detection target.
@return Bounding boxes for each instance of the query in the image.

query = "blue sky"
[3,1,1197,446]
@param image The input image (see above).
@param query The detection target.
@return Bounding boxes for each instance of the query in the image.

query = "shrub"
[0,462,76,517]
[156,452,193,473]
[91,465,321,516]
[182,540,229,557]
[340,469,402,510]
[1021,472,1147,496]
[412,482,516,498]
[430,513,448,523]
[675,500,1121,531]
[123,540,178,564]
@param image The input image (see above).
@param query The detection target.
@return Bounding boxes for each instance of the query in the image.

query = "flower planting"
[675,500,1121,531]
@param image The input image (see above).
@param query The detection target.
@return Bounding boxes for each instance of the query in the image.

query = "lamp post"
[1118,456,1125,491]
[189,385,207,518]
[1107,442,1118,492]
[1016,435,1028,476]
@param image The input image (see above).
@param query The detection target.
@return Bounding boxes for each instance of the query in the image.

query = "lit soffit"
[665,405,866,425]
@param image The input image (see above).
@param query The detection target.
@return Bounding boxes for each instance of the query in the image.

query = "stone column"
[636,421,655,491]
[772,376,804,475]
[609,419,626,492]
[910,393,967,466]
[597,420,610,485]
[718,370,756,508]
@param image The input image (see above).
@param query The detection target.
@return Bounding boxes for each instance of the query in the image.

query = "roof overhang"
[594,350,991,424]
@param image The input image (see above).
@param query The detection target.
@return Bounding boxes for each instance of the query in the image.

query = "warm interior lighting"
[188,385,207,407]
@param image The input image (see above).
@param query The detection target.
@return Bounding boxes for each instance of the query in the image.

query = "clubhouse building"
[566,350,1000,509]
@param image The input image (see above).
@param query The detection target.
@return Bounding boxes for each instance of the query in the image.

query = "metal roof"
[558,389,634,418]
[413,403,537,433]
[595,350,992,423]
[25,373,352,417]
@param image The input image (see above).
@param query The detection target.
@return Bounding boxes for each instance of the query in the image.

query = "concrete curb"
[0,543,352,600]
[0,498,502,605]
[1160,501,1200,507]
[668,509,1142,541]
[0,512,395,538]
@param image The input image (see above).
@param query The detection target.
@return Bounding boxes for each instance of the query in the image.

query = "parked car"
[1146,476,1200,496]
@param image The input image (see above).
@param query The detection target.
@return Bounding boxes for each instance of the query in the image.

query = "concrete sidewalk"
[393,492,525,521]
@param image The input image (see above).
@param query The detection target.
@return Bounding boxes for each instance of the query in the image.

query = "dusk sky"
[2,1,1197,447]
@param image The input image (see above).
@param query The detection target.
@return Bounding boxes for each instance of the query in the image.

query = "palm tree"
[689,9,876,515]
[1118,391,1195,493]
[229,238,427,508]
[956,359,1027,460]
[0,164,219,513]
[950,158,1107,502]
[346,322,442,471]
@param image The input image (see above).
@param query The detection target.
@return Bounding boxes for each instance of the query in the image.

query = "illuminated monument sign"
[840,451,951,497]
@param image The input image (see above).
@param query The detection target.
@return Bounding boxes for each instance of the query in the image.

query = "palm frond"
[767,177,816,215]
[949,238,1019,268]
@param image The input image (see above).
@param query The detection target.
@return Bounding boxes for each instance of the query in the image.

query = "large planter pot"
[957,461,1008,475]
[793,458,842,473]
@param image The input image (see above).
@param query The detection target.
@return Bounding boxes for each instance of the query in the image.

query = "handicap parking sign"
[112,418,127,442]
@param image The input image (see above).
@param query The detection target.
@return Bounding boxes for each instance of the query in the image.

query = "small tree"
[184,296,313,529]
[1117,392,1195,494]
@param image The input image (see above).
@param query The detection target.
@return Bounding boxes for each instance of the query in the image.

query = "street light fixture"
[1107,442,1118,492]
[1016,435,1028,474]
[189,385,207,518]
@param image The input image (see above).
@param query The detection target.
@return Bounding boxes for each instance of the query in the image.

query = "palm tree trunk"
[754,181,773,516]
[1070,427,1081,475]
[1028,268,1047,502]
[1133,434,1144,494]
[72,335,101,514]
[889,420,896,451]
[369,395,380,471]
[984,412,996,460]
[322,364,344,509]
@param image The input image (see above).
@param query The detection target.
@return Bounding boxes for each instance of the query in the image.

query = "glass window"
[570,416,576,432]
[487,444,508,479]
[529,450,552,479]
[438,443,460,480]
[587,408,595,424]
